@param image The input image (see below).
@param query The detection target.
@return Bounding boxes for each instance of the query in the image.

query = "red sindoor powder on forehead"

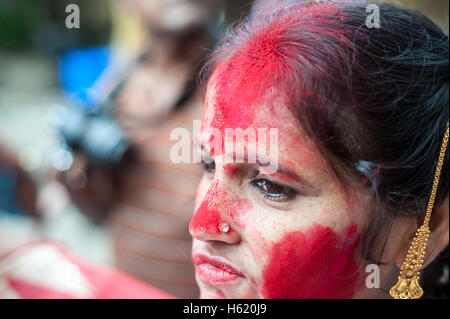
[261,224,361,299]
[208,1,346,140]
[211,40,287,137]
[209,10,300,140]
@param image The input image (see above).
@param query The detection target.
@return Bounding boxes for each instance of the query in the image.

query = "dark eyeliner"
[250,178,297,202]
[200,158,215,174]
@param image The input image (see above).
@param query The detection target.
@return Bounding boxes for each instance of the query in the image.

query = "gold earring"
[390,121,449,299]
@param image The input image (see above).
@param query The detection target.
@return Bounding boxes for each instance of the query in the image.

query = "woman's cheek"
[261,224,362,299]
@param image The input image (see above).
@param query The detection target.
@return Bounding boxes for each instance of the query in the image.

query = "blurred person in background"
[55,0,255,298]
[0,142,38,220]
[105,0,222,299]
[0,0,170,298]
[0,0,252,298]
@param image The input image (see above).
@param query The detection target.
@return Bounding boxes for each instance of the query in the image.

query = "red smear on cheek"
[261,224,361,299]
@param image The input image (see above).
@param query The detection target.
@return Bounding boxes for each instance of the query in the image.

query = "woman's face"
[189,66,371,299]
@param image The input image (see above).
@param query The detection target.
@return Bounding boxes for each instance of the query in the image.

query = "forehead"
[202,59,298,130]
[200,69,331,176]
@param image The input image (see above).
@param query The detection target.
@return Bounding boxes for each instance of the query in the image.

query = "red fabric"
[0,241,175,299]
[8,278,76,299]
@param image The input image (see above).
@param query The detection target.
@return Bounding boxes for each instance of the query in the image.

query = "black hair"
[200,0,449,297]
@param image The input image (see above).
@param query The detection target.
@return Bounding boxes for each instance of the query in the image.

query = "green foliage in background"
[0,0,47,49]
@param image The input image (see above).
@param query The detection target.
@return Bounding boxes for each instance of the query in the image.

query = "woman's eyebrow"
[194,142,317,189]
[259,162,319,192]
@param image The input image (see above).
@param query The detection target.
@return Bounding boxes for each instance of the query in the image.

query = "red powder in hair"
[206,1,348,159]
[207,2,343,138]
[209,5,307,137]
[261,224,361,299]
[211,34,288,136]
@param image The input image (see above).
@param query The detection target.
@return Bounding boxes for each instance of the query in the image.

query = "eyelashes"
[200,158,215,174]
[200,159,297,203]
[250,178,296,202]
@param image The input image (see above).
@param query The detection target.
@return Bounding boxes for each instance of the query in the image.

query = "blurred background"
[0,0,448,299]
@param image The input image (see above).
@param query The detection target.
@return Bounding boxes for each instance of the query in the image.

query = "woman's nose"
[189,182,241,244]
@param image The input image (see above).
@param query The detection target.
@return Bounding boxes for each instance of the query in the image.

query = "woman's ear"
[385,215,417,266]
[382,196,449,267]
[424,196,449,267]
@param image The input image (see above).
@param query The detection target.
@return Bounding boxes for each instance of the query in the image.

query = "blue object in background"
[59,46,110,107]
[0,168,23,215]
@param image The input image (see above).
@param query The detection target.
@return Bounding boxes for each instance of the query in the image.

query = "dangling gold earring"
[390,121,449,299]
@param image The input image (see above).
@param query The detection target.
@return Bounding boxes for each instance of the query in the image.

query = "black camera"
[56,103,129,166]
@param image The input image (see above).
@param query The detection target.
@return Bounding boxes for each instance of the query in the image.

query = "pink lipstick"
[193,254,245,285]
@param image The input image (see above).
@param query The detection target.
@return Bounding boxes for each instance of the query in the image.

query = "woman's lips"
[193,254,245,285]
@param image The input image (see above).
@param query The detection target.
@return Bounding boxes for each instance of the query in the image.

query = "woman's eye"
[201,159,215,174]
[251,178,296,202]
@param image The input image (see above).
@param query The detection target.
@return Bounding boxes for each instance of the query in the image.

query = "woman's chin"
[197,278,259,299]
